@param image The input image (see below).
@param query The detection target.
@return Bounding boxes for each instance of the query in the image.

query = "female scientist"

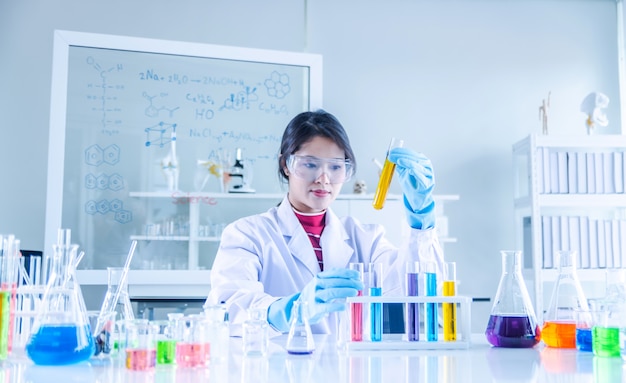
[206,110,443,335]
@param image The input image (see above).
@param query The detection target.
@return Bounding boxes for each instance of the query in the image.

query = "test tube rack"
[342,295,472,351]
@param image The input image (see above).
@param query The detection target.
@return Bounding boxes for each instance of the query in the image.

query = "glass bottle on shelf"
[228,148,245,192]
[485,250,541,348]
[541,250,589,348]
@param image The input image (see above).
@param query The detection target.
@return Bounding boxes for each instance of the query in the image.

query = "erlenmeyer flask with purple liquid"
[485,250,540,348]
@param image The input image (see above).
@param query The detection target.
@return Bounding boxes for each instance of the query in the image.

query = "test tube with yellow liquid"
[372,138,404,210]
[443,262,457,341]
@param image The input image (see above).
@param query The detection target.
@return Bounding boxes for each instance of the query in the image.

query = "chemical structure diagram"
[143,92,180,118]
[145,122,177,148]
[264,71,291,99]
[85,198,132,224]
[219,85,258,112]
[85,173,124,191]
[85,56,124,131]
[85,144,121,166]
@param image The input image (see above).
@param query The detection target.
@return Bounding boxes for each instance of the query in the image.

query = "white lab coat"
[206,195,444,336]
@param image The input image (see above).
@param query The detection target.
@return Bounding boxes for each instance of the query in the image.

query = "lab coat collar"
[277,195,354,276]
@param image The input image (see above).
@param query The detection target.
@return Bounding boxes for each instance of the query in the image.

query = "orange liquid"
[372,158,396,210]
[541,321,576,348]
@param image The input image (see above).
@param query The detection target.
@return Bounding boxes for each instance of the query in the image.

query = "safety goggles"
[287,155,354,184]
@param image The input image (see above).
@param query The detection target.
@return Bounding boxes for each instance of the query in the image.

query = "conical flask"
[286,300,315,354]
[25,229,95,365]
[485,250,540,348]
[542,250,589,348]
[102,267,134,321]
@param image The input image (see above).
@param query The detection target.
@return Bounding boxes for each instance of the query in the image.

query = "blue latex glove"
[388,147,436,229]
[267,268,363,332]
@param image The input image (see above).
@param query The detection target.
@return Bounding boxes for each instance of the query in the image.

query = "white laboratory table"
[2,334,624,383]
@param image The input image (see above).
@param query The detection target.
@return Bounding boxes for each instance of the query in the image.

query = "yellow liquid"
[443,281,456,341]
[372,158,396,210]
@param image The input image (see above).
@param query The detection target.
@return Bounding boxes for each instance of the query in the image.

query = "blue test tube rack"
[341,295,472,351]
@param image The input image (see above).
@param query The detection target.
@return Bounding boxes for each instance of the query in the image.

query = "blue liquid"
[406,272,420,341]
[425,272,437,341]
[576,328,593,352]
[370,287,382,342]
[26,324,95,365]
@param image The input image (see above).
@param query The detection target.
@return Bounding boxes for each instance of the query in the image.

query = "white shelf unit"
[128,192,460,271]
[513,134,626,322]
[128,192,284,270]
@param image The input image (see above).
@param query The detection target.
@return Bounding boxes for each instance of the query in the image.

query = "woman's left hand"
[388,147,436,229]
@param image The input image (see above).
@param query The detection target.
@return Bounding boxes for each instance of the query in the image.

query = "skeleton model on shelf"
[580,91,609,135]
[145,122,179,191]
[538,91,551,135]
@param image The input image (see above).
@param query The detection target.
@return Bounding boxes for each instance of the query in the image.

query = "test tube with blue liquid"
[405,261,420,341]
[369,263,383,342]
[424,262,438,341]
[349,262,364,342]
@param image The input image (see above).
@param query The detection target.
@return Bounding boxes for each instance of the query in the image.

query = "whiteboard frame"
[44,29,323,263]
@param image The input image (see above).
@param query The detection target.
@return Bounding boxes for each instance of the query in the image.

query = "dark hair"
[278,110,356,183]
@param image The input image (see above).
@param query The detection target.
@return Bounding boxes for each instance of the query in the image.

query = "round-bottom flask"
[485,250,540,348]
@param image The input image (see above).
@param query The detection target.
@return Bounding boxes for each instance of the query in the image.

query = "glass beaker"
[589,298,622,358]
[286,300,315,355]
[542,250,589,348]
[25,231,95,365]
[485,250,540,348]
[242,307,269,357]
[203,303,229,363]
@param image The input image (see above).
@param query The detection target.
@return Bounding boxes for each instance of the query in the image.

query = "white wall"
[0,0,621,329]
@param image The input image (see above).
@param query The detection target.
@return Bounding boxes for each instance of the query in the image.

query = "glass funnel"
[541,250,589,349]
[485,250,540,348]
[25,229,95,365]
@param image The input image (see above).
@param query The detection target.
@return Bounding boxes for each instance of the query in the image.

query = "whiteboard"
[44,30,322,266]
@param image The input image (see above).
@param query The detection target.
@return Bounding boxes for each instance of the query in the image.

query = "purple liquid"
[485,315,540,348]
[406,272,419,341]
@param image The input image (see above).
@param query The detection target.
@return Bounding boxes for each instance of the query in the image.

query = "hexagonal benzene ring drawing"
[264,71,291,99]
[96,200,111,214]
[114,210,132,224]
[85,145,104,166]
[85,174,97,189]
[85,200,98,215]
[103,144,121,165]
[108,174,124,191]
[96,174,109,190]
[110,199,124,211]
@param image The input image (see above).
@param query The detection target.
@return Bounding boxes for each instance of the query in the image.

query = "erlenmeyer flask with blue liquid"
[25,229,95,365]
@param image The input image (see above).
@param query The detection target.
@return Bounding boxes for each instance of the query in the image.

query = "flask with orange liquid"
[541,250,589,348]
